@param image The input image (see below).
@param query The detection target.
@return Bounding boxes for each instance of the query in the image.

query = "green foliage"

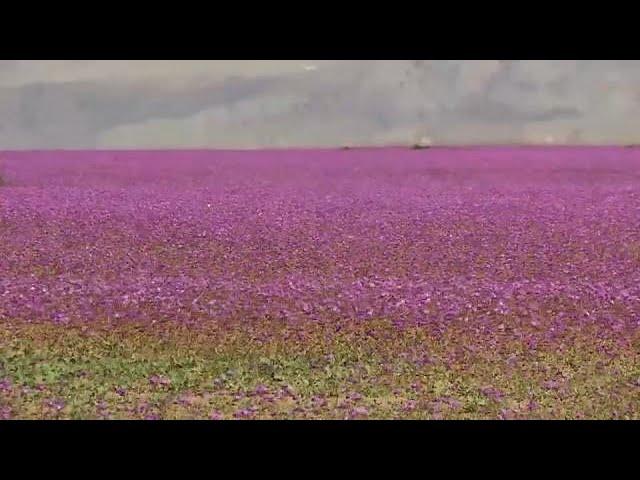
[1,323,638,419]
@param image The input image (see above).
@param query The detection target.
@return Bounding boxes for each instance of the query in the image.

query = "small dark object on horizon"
[412,144,431,150]
[625,144,637,148]
[341,146,352,150]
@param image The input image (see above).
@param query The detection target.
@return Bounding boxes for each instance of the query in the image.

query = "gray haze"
[1,60,639,149]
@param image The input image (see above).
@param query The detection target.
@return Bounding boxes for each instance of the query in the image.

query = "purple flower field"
[1,147,639,419]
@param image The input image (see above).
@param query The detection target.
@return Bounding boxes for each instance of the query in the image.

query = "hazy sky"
[1,60,640,149]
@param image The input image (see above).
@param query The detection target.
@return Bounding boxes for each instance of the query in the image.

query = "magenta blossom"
[0,406,11,420]
[348,407,369,419]
[0,378,12,393]
[480,386,505,403]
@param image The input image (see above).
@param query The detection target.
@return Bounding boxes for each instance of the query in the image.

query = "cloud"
[2,60,640,148]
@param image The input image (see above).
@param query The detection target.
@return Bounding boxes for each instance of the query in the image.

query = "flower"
[0,378,12,393]
[348,407,369,419]
[446,398,463,410]
[402,400,418,412]
[0,406,11,420]
[233,408,256,419]
[254,384,269,396]
[348,392,363,402]
[542,380,562,391]
[499,408,516,420]
[311,396,327,408]
[3,147,639,420]
[45,398,65,411]
[480,386,505,403]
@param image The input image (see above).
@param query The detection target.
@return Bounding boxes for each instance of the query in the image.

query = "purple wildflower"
[402,400,418,412]
[45,398,65,411]
[254,384,269,396]
[311,396,327,408]
[446,398,463,410]
[0,378,12,393]
[233,408,257,419]
[499,408,516,420]
[348,407,369,419]
[0,406,11,420]
[348,392,363,402]
[480,386,505,403]
[542,380,562,391]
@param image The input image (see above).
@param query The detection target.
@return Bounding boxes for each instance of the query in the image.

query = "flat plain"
[1,147,639,419]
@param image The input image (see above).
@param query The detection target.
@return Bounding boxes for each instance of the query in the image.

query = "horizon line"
[2,144,639,154]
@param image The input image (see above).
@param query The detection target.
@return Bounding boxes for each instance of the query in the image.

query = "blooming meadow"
[0,147,639,419]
